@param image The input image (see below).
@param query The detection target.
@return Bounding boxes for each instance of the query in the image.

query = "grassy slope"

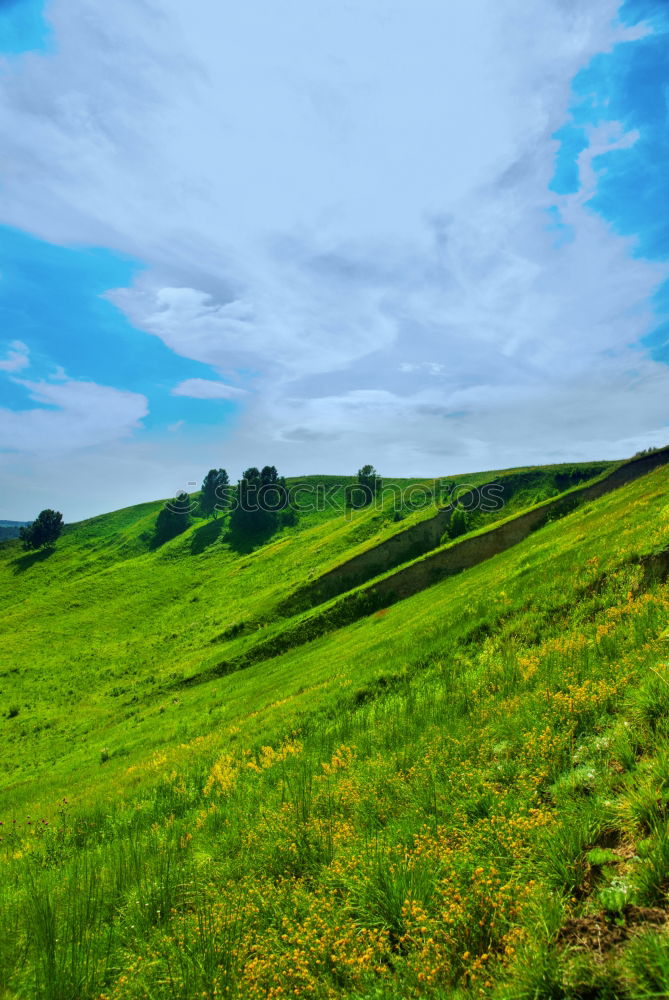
[1,462,669,997]
[0,464,605,810]
[0,475,442,801]
[186,462,628,678]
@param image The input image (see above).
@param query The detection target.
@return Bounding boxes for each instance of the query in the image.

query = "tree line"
[16,461,484,555]
[155,463,388,545]
[155,465,295,545]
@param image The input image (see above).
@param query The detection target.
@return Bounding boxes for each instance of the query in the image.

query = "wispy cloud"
[0,0,667,518]
[172,377,247,400]
[1,376,148,452]
[0,339,29,372]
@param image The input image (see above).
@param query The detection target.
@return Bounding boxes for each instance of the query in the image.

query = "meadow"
[1,459,669,998]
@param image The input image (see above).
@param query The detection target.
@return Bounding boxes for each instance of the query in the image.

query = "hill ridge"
[180,447,669,688]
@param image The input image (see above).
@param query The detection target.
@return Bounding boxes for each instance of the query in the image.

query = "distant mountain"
[0,520,29,540]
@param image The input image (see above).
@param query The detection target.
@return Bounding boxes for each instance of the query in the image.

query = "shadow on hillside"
[148,525,189,551]
[11,547,56,574]
[224,520,278,555]
[190,517,226,555]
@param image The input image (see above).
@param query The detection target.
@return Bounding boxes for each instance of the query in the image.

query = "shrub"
[20,509,64,550]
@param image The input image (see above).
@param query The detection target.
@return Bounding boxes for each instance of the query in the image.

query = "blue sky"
[1,0,668,519]
[0,0,50,54]
[553,0,669,264]
[0,226,241,428]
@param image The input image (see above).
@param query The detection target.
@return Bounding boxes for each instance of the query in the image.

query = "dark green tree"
[260,465,278,486]
[153,491,192,546]
[200,469,219,518]
[20,509,64,550]
[231,465,290,539]
[214,469,231,511]
[200,468,230,518]
[358,464,381,494]
[346,464,382,509]
[260,466,288,511]
[237,467,260,525]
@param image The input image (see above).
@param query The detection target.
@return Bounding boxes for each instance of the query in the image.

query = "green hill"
[1,454,669,999]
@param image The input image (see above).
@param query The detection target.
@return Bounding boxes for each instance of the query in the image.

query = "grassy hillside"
[1,459,669,998]
[0,463,606,811]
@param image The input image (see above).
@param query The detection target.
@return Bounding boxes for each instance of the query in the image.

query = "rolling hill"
[1,452,669,999]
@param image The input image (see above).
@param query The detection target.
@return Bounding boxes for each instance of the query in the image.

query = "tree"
[153,491,192,545]
[200,469,219,518]
[447,506,470,540]
[260,466,288,511]
[230,464,290,538]
[260,465,278,487]
[214,469,231,511]
[346,464,382,509]
[20,509,64,550]
[358,464,381,494]
[237,467,261,528]
[200,468,230,518]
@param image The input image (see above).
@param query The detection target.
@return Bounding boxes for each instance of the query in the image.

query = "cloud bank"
[0,0,667,518]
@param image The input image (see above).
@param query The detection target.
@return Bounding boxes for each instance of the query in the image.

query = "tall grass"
[0,465,668,997]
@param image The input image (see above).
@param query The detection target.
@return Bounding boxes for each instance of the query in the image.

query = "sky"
[0,0,668,521]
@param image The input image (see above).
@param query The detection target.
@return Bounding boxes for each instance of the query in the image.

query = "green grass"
[1,459,668,998]
[0,462,606,810]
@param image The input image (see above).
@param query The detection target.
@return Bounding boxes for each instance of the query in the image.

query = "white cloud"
[0,340,30,372]
[399,362,446,375]
[0,0,667,517]
[172,377,247,400]
[0,377,148,453]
